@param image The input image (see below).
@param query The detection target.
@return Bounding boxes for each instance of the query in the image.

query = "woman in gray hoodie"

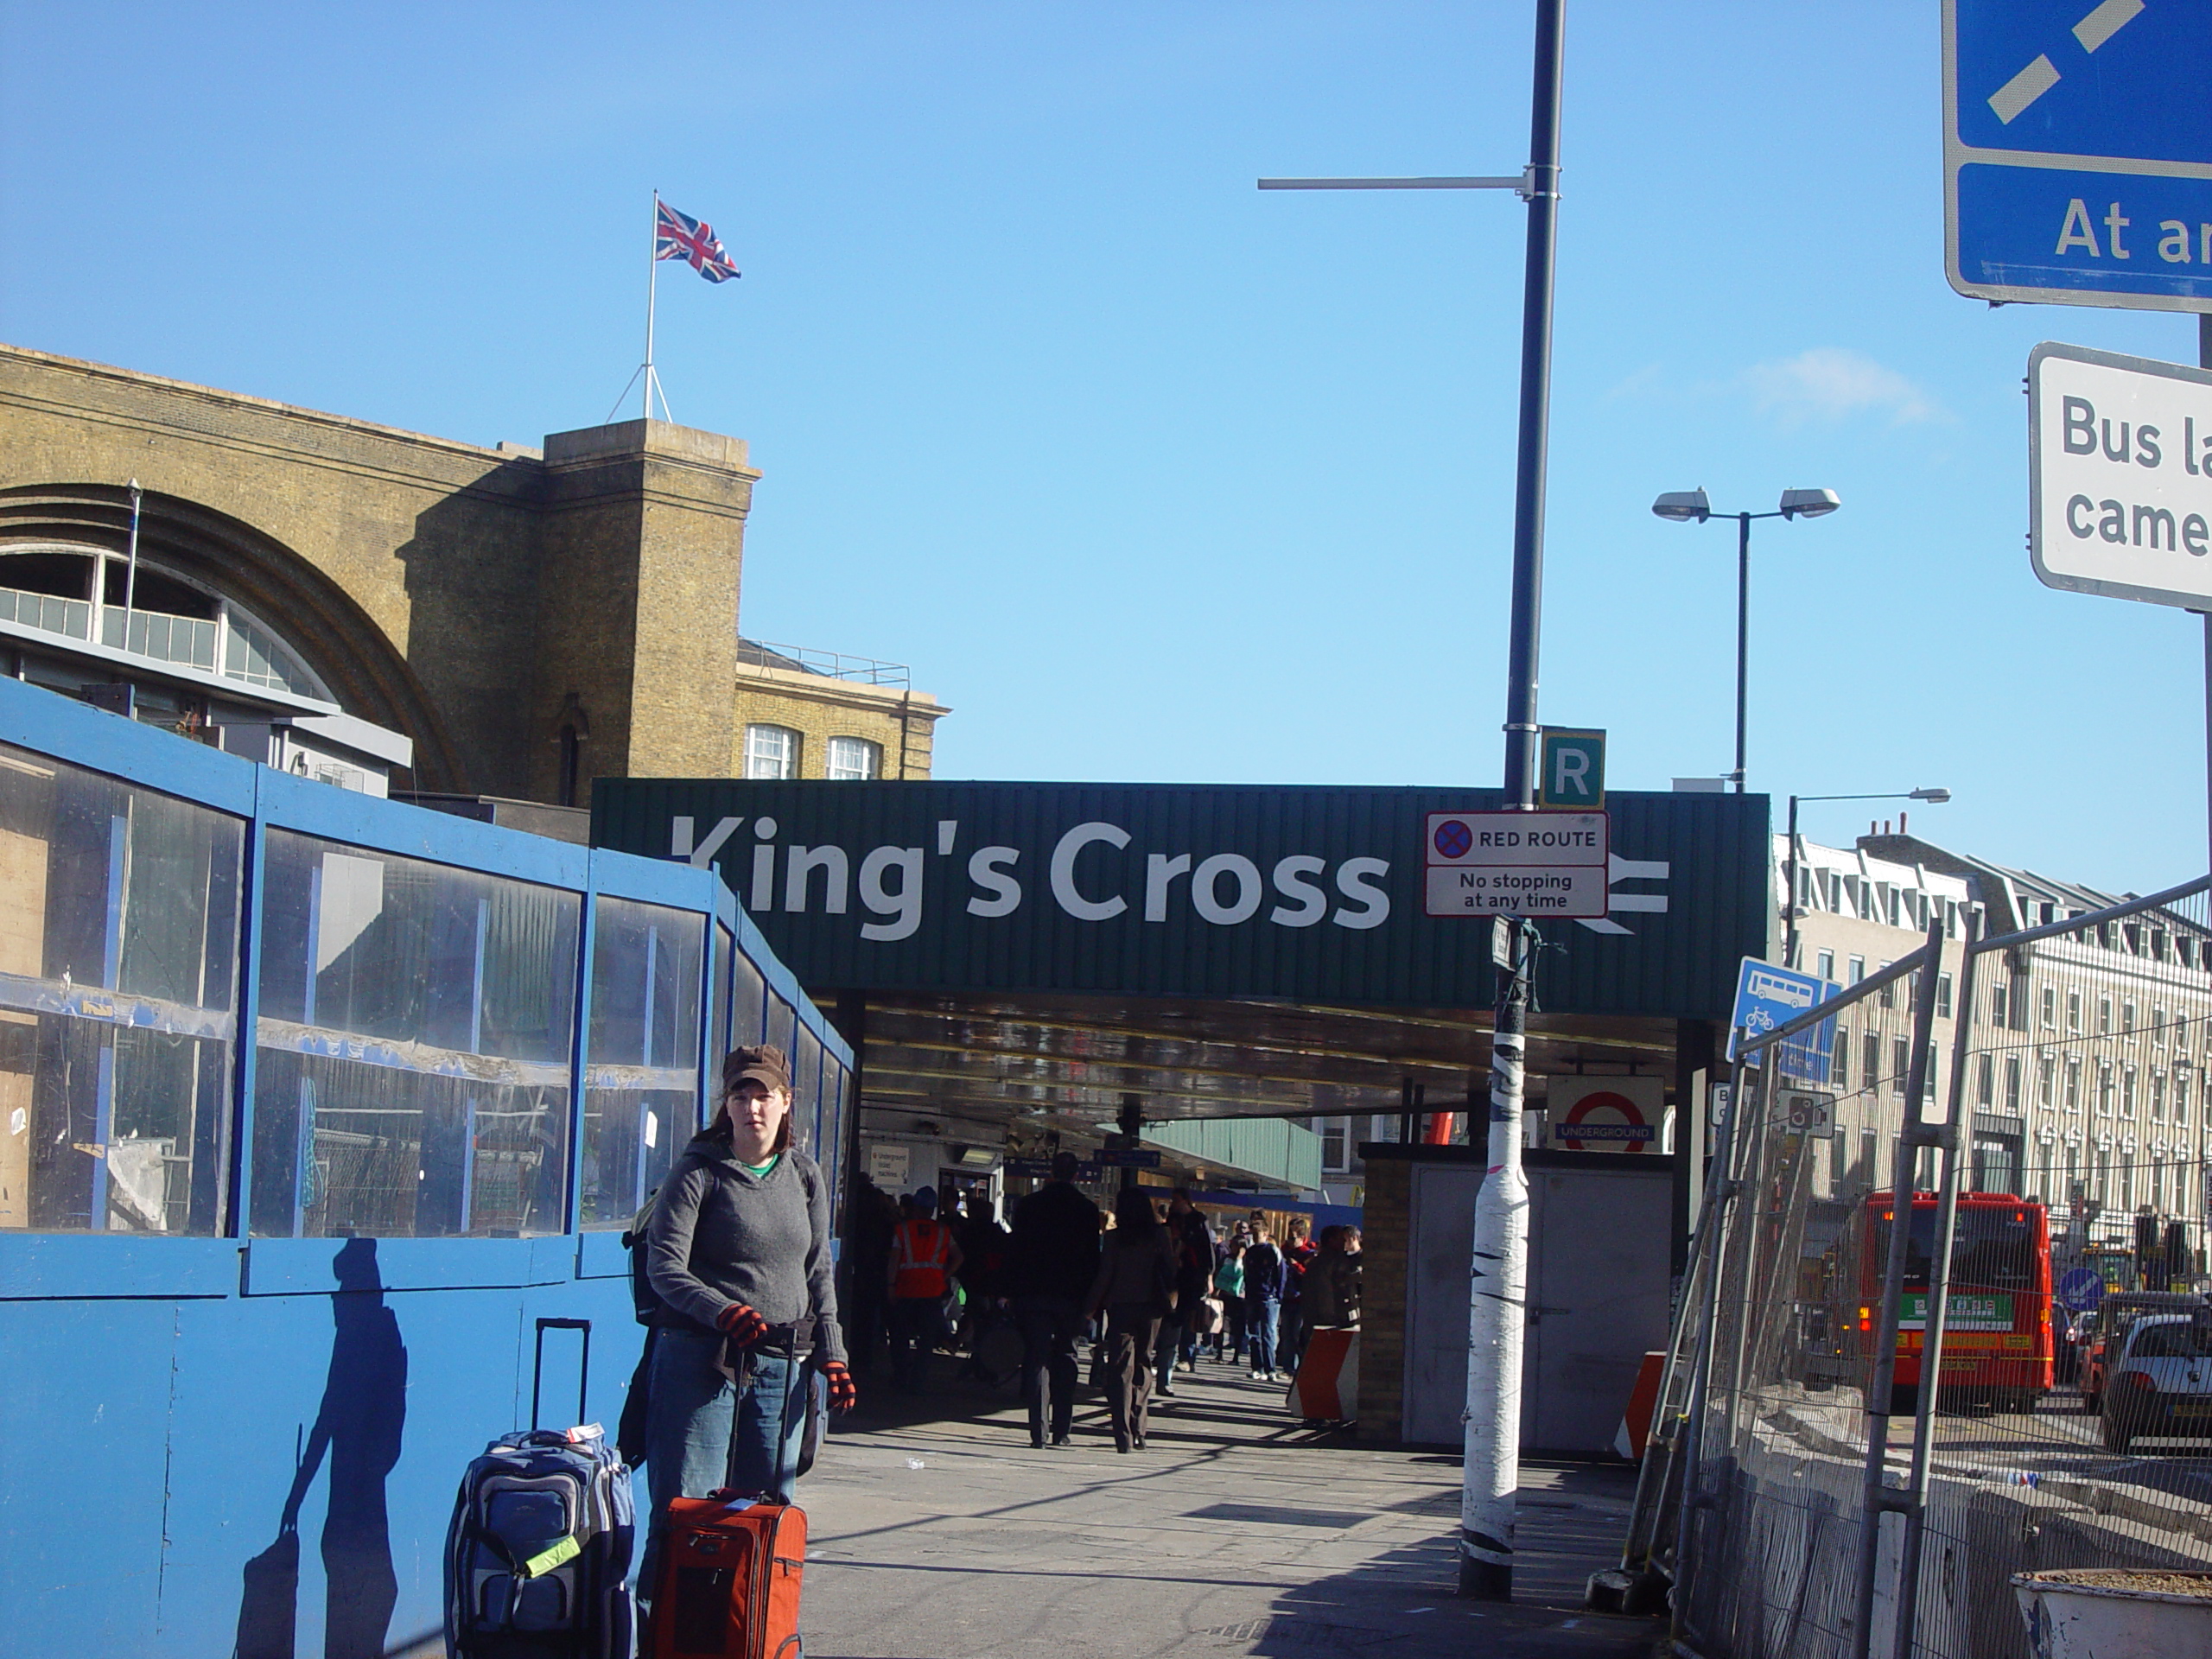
[640,1045,855,1579]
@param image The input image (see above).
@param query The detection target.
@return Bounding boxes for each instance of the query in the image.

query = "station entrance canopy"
[592,780,1770,1139]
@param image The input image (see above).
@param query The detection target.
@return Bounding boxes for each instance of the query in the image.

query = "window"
[1834,1027,1851,1090]
[1935,973,1953,1019]
[2067,990,2082,1034]
[2039,1055,2057,1109]
[743,724,798,779]
[1848,956,1866,985]
[1924,1042,1940,1106]
[250,833,580,1239]
[581,897,705,1228]
[2099,995,2113,1035]
[2098,1063,2116,1117]
[2043,984,2058,1029]
[2179,1013,2193,1052]
[2155,1006,2169,1046]
[0,740,245,1235]
[2123,1000,2137,1035]
[2178,1070,2193,1129]
[1989,978,2009,1029]
[1319,1117,1350,1173]
[1879,965,1897,1010]
[1816,950,1835,982]
[825,736,881,782]
[2123,1066,2139,1117]
[2005,1055,2023,1114]
[2066,1056,2083,1114]
[1892,1036,1910,1096]
[2153,1071,2168,1122]
[1975,1052,1994,1108]
[1865,1031,1883,1092]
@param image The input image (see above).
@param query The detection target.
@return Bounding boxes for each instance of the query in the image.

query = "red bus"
[1847,1192,2054,1411]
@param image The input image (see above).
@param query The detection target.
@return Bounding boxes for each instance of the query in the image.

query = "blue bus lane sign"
[1728,957,1841,1084]
[1947,0,2212,312]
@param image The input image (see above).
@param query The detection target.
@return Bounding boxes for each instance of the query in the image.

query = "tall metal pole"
[1848,913,1948,1659]
[1784,793,1801,968]
[645,189,662,423]
[2200,315,2211,874]
[1461,0,1564,1605]
[1497,0,1564,811]
[1733,512,1751,793]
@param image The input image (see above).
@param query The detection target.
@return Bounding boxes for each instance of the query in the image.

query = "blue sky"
[2,3,2202,892]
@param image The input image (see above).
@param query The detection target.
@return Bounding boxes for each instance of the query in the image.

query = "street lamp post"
[1652,487,1841,793]
[1783,787,1953,966]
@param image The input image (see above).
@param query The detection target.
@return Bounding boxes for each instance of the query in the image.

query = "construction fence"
[1620,875,2212,1659]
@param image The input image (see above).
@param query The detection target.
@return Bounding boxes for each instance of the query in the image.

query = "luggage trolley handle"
[532,1317,593,1432]
[723,1320,812,1500]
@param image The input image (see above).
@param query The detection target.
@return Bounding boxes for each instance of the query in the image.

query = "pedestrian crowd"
[836,1155,1363,1451]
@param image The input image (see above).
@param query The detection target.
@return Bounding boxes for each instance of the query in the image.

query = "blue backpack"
[444,1319,636,1659]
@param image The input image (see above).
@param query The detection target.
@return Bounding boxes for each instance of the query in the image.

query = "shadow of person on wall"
[233,1237,410,1659]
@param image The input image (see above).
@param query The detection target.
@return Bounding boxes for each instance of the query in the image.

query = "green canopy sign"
[591,779,1768,1019]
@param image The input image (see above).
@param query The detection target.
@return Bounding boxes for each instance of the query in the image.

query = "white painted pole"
[644,190,661,422]
[1460,919,1531,1598]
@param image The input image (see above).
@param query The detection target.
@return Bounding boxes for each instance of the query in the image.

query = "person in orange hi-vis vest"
[887,1186,963,1395]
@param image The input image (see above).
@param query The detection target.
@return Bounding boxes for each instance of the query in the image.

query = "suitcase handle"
[533,1317,591,1430]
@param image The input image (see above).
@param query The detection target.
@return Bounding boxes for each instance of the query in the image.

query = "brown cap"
[721,1044,791,1097]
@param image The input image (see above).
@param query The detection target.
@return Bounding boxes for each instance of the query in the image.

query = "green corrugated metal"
[1142,1118,1323,1190]
[591,780,1769,1020]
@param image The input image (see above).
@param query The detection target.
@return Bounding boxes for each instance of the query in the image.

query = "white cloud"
[1740,347,1948,427]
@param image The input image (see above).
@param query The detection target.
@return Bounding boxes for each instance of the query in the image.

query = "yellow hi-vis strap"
[518,1535,583,1579]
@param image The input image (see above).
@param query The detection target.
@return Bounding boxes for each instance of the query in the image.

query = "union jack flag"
[655,200,740,283]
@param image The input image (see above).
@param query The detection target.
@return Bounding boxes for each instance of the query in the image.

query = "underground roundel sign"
[1550,1076,1662,1153]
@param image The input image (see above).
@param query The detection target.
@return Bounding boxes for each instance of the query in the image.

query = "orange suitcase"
[648,1490,805,1659]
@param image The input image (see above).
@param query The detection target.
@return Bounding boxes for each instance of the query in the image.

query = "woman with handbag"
[1087,1188,1178,1452]
[638,1045,858,1591]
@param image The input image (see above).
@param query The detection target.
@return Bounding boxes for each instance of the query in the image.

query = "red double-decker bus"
[1845,1192,2054,1411]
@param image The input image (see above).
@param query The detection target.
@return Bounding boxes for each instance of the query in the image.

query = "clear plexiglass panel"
[249,831,579,1237]
[580,896,704,1228]
[0,740,243,1234]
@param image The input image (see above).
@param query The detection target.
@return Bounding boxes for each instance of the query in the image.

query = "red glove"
[715,1302,769,1347]
[822,1361,857,1413]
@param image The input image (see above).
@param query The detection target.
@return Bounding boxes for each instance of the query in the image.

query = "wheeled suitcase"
[444,1318,636,1659]
[646,1334,811,1659]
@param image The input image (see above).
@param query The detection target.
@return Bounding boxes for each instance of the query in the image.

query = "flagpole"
[644,189,660,421]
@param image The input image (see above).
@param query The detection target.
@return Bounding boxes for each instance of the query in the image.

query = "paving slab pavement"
[798,1352,1661,1658]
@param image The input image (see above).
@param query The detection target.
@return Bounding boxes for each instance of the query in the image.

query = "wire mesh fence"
[1636,875,2212,1659]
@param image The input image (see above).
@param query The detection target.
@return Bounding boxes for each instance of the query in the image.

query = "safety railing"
[1631,873,2212,1659]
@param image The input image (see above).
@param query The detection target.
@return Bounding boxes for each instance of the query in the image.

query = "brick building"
[0,343,946,806]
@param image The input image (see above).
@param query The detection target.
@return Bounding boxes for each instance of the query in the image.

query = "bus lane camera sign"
[1423,810,1608,918]
[2030,341,2212,612]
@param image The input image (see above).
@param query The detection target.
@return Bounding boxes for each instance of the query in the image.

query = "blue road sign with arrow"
[2058,1266,2107,1313]
[1946,0,2212,311]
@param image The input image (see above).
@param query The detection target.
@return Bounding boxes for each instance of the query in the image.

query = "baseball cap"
[721,1044,791,1096]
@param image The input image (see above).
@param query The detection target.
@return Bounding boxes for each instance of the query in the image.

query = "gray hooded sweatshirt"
[645,1128,846,1364]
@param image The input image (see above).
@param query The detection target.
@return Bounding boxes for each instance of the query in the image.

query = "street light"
[1652,486,1842,792]
[1783,786,1953,966]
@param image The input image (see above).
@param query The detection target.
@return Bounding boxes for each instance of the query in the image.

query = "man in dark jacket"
[1007,1152,1103,1447]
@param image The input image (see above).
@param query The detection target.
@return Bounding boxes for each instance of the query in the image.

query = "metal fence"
[1623,874,2212,1659]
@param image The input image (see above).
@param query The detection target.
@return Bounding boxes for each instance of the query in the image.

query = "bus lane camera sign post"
[2030,341,2212,611]
[1423,810,1608,918]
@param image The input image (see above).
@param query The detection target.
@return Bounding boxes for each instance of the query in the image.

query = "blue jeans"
[1248,1298,1281,1373]
[639,1330,809,1594]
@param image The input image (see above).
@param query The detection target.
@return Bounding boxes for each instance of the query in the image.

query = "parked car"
[2078,1293,2206,1415]
[2101,1313,2212,1452]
